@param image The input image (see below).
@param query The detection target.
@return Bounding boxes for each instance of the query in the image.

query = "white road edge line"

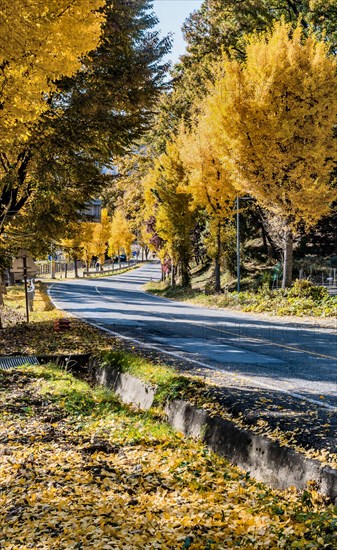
[48,284,337,413]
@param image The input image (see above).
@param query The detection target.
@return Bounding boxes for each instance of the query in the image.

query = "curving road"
[49,262,337,412]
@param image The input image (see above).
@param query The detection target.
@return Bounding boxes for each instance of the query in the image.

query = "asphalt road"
[49,262,337,412]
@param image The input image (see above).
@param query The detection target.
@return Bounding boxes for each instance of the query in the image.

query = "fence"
[298,268,337,296]
[36,260,138,279]
[36,260,81,278]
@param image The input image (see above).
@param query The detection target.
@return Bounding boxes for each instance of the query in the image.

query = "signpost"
[11,249,38,323]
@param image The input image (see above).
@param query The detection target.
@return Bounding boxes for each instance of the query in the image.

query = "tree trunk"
[181,261,190,288]
[282,228,293,288]
[261,224,274,259]
[51,260,56,279]
[171,262,175,287]
[74,257,78,278]
[214,222,221,293]
[2,272,7,295]
[0,269,5,305]
[0,270,5,328]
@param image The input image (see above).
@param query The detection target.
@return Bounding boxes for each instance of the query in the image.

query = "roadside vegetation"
[146,277,337,319]
[136,18,337,295]
[1,363,337,549]
[2,1,337,317]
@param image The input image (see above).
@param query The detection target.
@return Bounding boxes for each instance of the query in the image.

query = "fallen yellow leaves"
[0,365,337,549]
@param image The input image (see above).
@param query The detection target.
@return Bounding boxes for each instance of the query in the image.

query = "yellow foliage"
[108,209,134,257]
[79,222,96,264]
[1,365,337,548]
[179,117,236,221]
[207,21,337,229]
[92,208,111,263]
[179,113,237,270]
[143,141,192,265]
[61,221,97,264]
[0,0,105,157]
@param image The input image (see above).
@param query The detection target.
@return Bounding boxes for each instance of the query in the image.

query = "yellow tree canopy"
[92,207,111,263]
[143,141,192,264]
[179,119,236,291]
[207,21,337,230]
[108,209,134,257]
[61,221,95,262]
[179,115,236,221]
[0,0,104,156]
[80,222,96,264]
[142,141,193,286]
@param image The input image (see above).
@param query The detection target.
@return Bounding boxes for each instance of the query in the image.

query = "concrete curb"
[165,400,337,502]
[93,362,156,411]
[93,362,337,503]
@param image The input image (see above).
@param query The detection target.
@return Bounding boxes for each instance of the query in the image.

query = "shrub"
[288,279,328,301]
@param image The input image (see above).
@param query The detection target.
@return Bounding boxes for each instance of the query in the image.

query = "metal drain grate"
[0,356,39,370]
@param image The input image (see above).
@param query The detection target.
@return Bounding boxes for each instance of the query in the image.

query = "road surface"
[49,263,337,412]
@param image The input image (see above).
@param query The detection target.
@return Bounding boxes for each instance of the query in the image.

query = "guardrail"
[326,286,337,296]
[82,261,139,277]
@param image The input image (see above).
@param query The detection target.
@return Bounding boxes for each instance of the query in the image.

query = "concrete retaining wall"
[93,362,156,410]
[94,363,337,503]
[165,400,337,502]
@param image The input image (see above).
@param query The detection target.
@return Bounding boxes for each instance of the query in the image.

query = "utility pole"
[236,196,240,293]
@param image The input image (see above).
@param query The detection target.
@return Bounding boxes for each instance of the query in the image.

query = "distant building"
[83,199,102,223]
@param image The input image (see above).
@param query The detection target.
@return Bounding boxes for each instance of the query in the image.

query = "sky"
[153,0,203,65]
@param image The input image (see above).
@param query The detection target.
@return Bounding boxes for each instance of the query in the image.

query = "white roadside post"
[11,249,38,322]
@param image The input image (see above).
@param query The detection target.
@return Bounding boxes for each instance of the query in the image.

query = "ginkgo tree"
[143,141,193,287]
[179,113,237,292]
[60,218,107,274]
[0,0,104,155]
[79,223,97,270]
[207,22,337,287]
[61,211,112,271]
[108,210,134,266]
[91,208,111,266]
[0,0,170,255]
[61,224,87,278]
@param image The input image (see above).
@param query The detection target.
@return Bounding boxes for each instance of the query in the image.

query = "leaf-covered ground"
[1,365,337,549]
[0,283,116,355]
